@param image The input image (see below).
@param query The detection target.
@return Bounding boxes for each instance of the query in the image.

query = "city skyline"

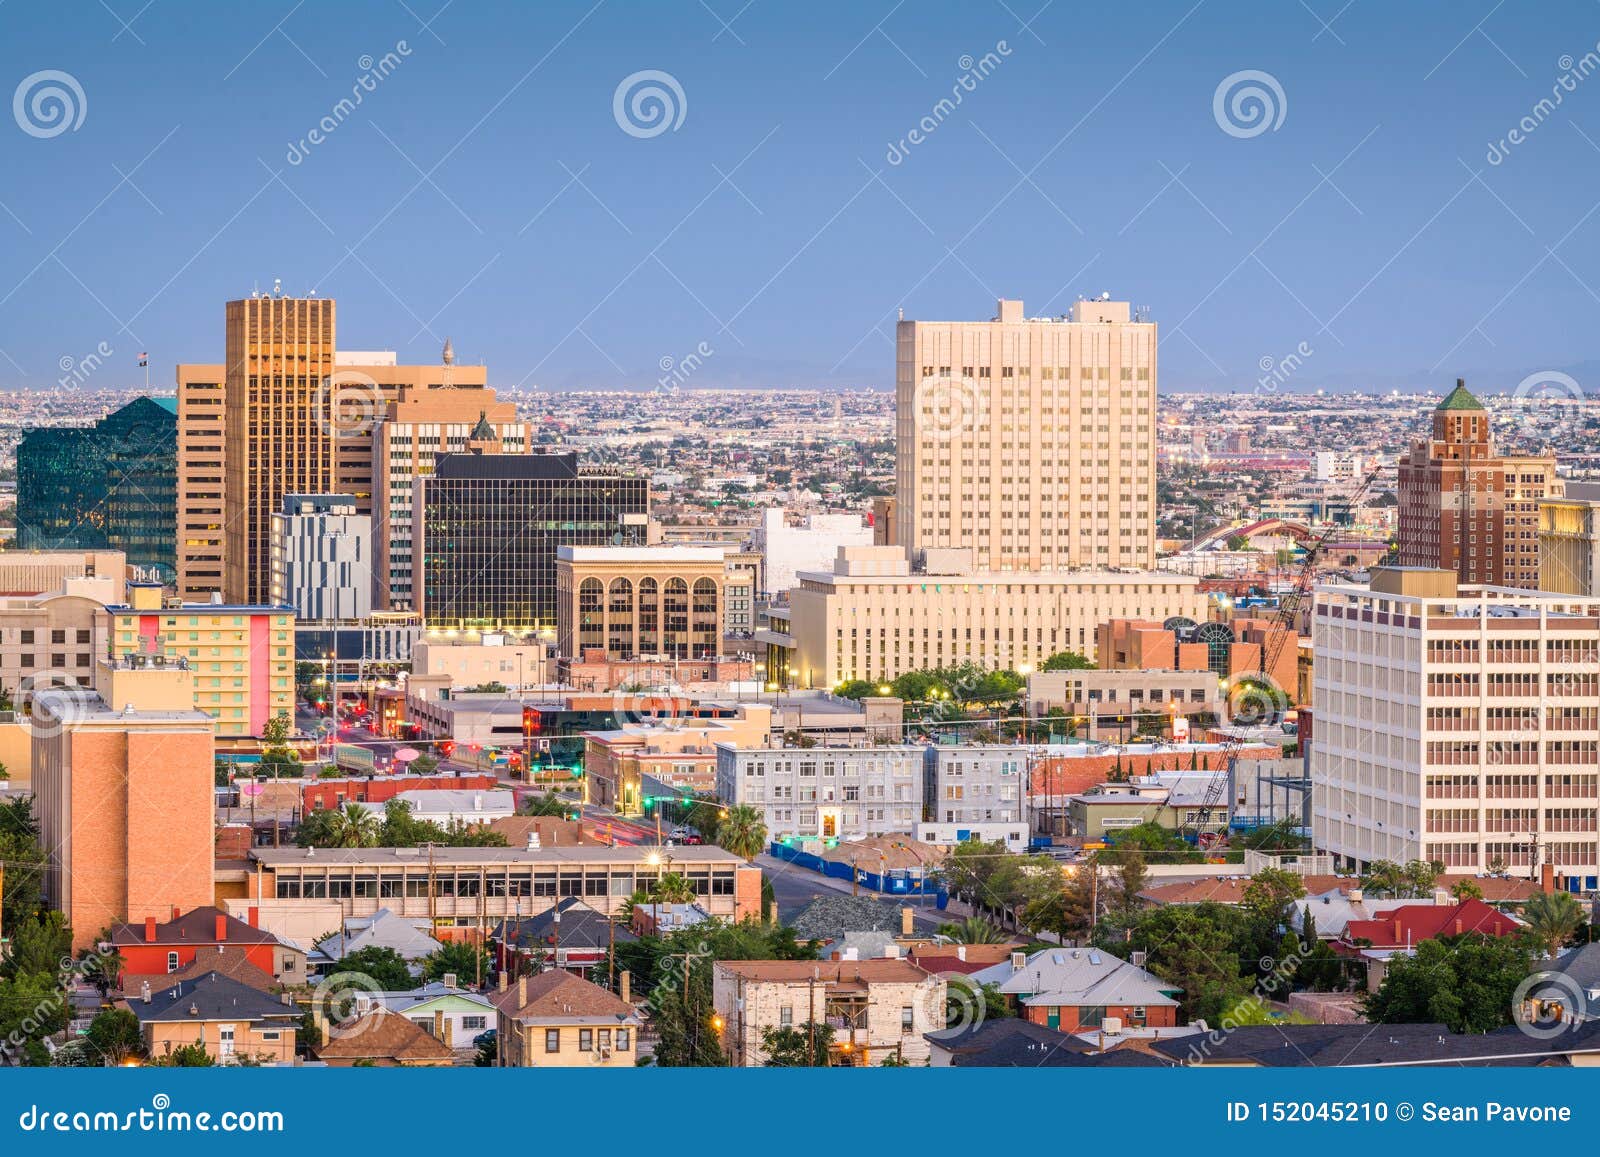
[2,2,1600,396]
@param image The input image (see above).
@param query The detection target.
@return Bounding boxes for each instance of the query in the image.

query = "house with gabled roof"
[313,1008,457,1067]
[124,971,300,1065]
[970,947,1182,1034]
[489,969,642,1067]
[109,906,306,986]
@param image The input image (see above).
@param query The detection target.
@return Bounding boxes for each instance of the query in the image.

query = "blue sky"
[2,0,1600,392]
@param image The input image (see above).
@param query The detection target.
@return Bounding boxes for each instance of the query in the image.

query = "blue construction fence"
[767,842,949,907]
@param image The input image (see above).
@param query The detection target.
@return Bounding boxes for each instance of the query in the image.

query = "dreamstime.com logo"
[932,972,988,1038]
[308,969,386,1041]
[312,369,386,439]
[1213,70,1287,139]
[13,69,87,138]
[613,70,687,139]
[17,1095,284,1134]
[611,684,688,731]
[15,673,92,741]
[1221,672,1290,728]
[1509,370,1585,443]
[913,373,985,443]
[1511,970,1590,1040]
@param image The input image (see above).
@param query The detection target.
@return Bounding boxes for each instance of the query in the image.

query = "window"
[166,951,179,973]
[616,1028,631,1051]
[545,1029,560,1052]
[579,1029,593,1052]
[901,1006,914,1032]
[780,1006,794,1027]
[462,1016,486,1031]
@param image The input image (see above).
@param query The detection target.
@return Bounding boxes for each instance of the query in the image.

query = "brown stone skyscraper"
[1396,379,1560,589]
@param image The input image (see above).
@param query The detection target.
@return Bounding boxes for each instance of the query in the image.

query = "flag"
[137,353,148,367]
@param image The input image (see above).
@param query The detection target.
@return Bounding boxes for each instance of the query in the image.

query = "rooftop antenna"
[272,277,282,298]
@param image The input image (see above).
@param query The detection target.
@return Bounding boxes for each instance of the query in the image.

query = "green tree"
[1039,650,1095,672]
[761,1022,834,1065]
[423,941,492,985]
[947,976,1014,1025]
[0,970,70,1065]
[0,793,39,840]
[409,753,439,776]
[1451,879,1484,902]
[2,911,72,981]
[1102,845,1149,921]
[336,946,415,992]
[651,872,697,906]
[1364,934,1532,1033]
[299,803,381,848]
[84,1008,144,1065]
[0,830,45,931]
[833,680,875,700]
[153,1041,216,1067]
[715,805,767,860]
[1125,903,1250,1023]
[1520,891,1585,960]
[519,791,571,818]
[650,960,726,1067]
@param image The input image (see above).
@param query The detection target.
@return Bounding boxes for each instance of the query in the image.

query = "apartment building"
[715,743,925,841]
[1312,566,1600,886]
[583,705,772,814]
[1396,380,1560,590]
[269,494,373,620]
[1025,668,1221,727]
[894,296,1156,571]
[921,744,1031,827]
[771,546,1204,689]
[105,582,295,738]
[0,574,119,701]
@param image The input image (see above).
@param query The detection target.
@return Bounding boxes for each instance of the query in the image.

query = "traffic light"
[437,740,456,759]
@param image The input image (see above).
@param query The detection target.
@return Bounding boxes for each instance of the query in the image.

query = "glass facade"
[422,453,648,630]
[16,396,178,578]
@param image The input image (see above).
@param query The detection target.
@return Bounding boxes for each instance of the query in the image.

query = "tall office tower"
[418,452,649,632]
[372,389,529,611]
[270,494,373,621]
[176,294,490,602]
[894,297,1156,571]
[1396,380,1561,589]
[17,397,178,579]
[1540,482,1600,596]
[1313,567,1600,885]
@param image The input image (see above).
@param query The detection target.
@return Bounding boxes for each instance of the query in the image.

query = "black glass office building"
[421,452,649,630]
[16,396,178,578]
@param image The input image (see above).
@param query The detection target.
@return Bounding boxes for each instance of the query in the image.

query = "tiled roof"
[489,969,639,1022]
[314,1009,457,1063]
[1343,899,1521,948]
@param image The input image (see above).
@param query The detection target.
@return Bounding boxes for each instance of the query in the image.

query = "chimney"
[1542,863,1556,895]
[247,906,259,928]
[1433,889,1451,907]
[518,975,528,1008]
[442,1014,453,1050]
[620,970,632,1006]
[497,970,507,993]
[1391,918,1403,943]
[140,981,152,1003]
[1348,888,1363,903]
[1010,951,1026,973]
[956,945,967,962]
[433,1009,445,1042]
[900,906,913,937]
[1454,918,1463,935]
[172,905,181,921]
[144,916,157,943]
[215,914,228,941]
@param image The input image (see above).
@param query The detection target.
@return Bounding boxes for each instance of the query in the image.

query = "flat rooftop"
[249,844,748,867]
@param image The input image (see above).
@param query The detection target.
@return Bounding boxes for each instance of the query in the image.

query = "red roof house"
[1341,898,1521,950]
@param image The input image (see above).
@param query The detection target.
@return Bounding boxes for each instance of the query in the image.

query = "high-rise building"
[1539,482,1600,596]
[894,297,1156,570]
[418,452,649,632]
[1312,566,1600,884]
[105,582,295,738]
[176,295,489,602]
[373,392,529,611]
[270,494,373,621]
[16,396,178,578]
[32,656,215,950]
[1396,380,1561,589]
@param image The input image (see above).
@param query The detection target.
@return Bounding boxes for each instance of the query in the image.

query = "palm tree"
[715,805,768,861]
[1521,891,1585,960]
[935,916,1007,944]
[651,872,697,906]
[325,803,381,848]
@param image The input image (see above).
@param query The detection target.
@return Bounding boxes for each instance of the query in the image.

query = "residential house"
[313,1008,457,1067]
[121,945,277,998]
[1338,897,1524,991]
[927,1016,1173,1068]
[630,901,712,937]
[490,970,642,1067]
[712,958,946,1066]
[110,906,307,986]
[971,947,1182,1034]
[358,980,496,1051]
[126,972,299,1065]
[906,942,1021,977]
[308,908,443,973]
[489,897,636,977]
[1151,1020,1600,1067]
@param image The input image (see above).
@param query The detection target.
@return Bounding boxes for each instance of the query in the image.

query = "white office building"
[1312,566,1600,885]
[715,743,924,841]
[751,507,874,598]
[270,494,373,621]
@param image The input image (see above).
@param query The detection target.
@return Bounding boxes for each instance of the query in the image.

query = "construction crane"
[1176,463,1389,843]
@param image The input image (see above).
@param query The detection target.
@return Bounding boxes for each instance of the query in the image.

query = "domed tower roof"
[442,336,455,366]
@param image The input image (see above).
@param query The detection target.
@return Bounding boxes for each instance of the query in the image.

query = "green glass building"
[16,396,178,579]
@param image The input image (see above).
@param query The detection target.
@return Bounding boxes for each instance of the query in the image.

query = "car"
[680,834,704,845]
[669,825,692,839]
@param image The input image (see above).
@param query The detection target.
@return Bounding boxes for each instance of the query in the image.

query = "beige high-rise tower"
[894,297,1156,571]
[176,294,490,603]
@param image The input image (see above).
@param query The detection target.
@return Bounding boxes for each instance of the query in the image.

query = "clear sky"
[3,0,1600,393]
